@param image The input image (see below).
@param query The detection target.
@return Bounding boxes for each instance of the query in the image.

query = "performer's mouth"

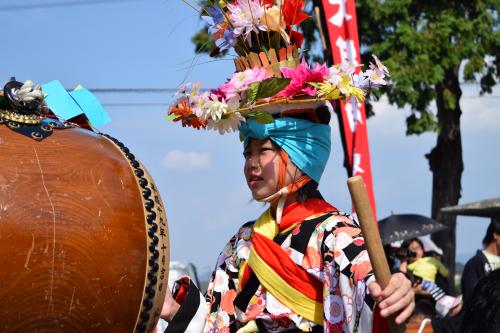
[248,175,263,188]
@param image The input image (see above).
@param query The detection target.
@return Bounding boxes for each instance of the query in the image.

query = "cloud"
[161,150,212,170]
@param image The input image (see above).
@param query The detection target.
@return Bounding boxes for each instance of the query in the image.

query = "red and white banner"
[320,0,377,220]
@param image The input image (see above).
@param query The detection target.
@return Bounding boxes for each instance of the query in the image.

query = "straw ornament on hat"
[168,0,390,134]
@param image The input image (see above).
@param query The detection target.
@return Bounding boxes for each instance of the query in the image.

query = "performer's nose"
[248,156,260,170]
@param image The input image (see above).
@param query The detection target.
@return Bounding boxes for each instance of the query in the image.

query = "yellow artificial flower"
[346,85,365,102]
[310,82,342,100]
[311,80,365,102]
[263,6,285,32]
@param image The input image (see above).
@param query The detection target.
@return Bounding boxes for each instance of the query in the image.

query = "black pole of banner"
[312,0,352,176]
[312,0,334,67]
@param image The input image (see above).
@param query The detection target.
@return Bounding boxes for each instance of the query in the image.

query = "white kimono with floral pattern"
[165,211,375,333]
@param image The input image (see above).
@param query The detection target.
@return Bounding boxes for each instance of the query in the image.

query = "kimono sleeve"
[320,214,376,333]
[164,222,251,333]
[164,276,207,333]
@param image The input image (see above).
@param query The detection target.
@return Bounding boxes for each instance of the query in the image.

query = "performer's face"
[243,139,301,201]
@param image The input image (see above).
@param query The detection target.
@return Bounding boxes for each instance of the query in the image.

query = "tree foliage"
[356,0,499,285]
[356,0,499,134]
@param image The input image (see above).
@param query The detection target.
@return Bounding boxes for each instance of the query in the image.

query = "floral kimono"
[165,197,375,333]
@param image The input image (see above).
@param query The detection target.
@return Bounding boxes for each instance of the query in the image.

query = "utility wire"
[103,103,168,107]
[90,88,500,100]
[0,0,140,11]
[90,88,176,93]
[100,96,500,108]
[84,81,499,94]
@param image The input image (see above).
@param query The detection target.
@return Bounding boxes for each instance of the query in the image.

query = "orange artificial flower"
[169,98,207,129]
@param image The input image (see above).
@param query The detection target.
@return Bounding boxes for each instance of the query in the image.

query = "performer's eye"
[243,151,251,159]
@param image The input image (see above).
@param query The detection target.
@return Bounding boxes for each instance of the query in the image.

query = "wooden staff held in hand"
[348,176,411,333]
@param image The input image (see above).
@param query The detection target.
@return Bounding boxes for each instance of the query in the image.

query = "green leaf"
[246,110,274,124]
[191,28,220,56]
[406,112,438,135]
[165,114,180,121]
[246,78,291,102]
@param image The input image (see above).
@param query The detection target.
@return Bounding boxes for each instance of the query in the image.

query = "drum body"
[0,126,169,332]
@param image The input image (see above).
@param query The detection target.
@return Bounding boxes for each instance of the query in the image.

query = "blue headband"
[239,118,331,183]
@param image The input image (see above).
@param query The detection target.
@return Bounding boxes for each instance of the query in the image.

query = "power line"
[100,96,500,108]
[84,87,500,96]
[89,88,499,100]
[103,103,168,107]
[90,88,176,93]
[0,0,140,11]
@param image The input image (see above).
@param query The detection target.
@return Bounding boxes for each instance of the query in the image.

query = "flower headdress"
[168,0,390,134]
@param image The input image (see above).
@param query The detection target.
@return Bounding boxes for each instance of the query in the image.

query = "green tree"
[354,0,499,286]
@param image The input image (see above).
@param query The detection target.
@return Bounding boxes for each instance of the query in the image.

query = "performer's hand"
[160,287,180,322]
[368,272,415,324]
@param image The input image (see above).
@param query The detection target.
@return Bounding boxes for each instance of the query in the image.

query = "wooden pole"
[347,176,406,333]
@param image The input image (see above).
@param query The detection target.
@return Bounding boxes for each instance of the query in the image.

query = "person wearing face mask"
[159,106,415,333]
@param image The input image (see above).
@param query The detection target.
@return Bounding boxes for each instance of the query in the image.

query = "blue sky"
[1,0,499,274]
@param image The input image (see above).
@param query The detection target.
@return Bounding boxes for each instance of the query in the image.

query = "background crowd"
[384,220,500,332]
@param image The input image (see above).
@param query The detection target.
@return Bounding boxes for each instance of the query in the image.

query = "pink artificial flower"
[219,67,273,99]
[278,59,329,98]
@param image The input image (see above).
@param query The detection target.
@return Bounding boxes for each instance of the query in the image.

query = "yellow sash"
[243,209,324,325]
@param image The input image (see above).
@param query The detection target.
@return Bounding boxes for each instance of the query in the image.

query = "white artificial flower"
[16,80,43,102]
[201,95,240,122]
[191,91,211,118]
[327,63,356,87]
[174,82,191,97]
[370,54,389,77]
[328,66,343,86]
[202,97,228,121]
[352,72,370,89]
[365,69,387,86]
[339,62,357,76]
[227,0,267,45]
[207,112,245,134]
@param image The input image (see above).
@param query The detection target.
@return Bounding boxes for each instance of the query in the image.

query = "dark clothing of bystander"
[461,250,492,303]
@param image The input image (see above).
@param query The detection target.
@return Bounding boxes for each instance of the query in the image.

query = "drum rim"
[102,134,170,333]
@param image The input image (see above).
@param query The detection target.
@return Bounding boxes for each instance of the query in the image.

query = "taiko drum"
[0,124,169,332]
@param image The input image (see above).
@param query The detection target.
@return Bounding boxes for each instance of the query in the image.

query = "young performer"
[161,109,414,332]
[163,2,415,331]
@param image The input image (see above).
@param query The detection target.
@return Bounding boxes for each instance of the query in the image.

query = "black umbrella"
[377,214,447,245]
